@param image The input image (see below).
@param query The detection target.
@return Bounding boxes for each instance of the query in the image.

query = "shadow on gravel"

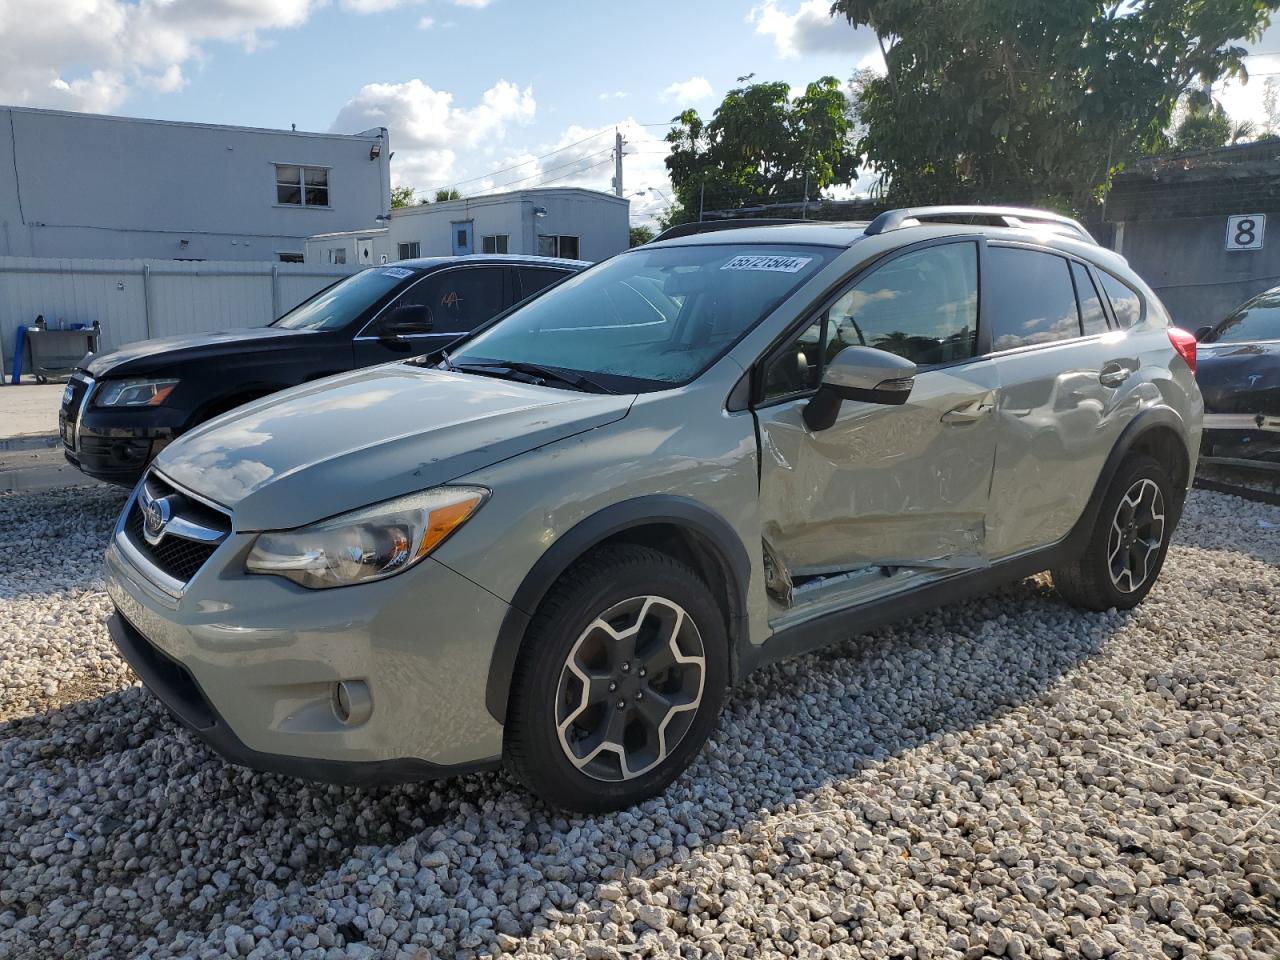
[2,570,1127,955]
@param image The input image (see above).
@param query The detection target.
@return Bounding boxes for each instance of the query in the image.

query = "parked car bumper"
[1199,412,1280,470]
[103,513,508,784]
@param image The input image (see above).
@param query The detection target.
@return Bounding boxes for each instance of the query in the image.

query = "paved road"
[0,382,64,440]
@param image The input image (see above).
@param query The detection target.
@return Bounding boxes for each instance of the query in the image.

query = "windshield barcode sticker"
[379,267,415,279]
[720,254,813,273]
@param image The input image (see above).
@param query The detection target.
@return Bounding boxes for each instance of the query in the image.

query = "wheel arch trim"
[483,495,752,723]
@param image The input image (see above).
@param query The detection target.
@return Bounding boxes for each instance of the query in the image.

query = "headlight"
[95,378,179,407]
[245,486,488,589]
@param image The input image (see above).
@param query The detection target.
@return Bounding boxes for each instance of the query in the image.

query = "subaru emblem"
[141,493,173,545]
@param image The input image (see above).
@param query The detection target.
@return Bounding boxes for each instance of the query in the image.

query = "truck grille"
[122,473,231,584]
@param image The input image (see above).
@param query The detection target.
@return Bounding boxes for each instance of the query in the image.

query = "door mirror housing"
[1193,324,1214,342]
[380,303,433,338]
[803,346,917,431]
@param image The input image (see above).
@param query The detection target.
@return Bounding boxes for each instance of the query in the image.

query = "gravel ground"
[1,484,1277,960]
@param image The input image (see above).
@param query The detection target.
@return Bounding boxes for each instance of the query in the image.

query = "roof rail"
[863,206,1096,244]
[652,218,809,243]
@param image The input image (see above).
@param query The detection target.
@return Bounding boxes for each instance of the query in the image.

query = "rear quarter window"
[1098,271,1144,329]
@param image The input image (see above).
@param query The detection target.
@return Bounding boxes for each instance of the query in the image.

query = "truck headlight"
[95,378,179,407]
[245,486,487,589]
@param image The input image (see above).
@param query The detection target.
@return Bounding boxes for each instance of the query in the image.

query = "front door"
[752,239,999,614]
[452,221,474,256]
[354,264,511,365]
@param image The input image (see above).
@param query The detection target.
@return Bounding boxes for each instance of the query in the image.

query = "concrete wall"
[1115,215,1280,328]
[0,106,390,262]
[307,188,630,265]
[0,257,358,373]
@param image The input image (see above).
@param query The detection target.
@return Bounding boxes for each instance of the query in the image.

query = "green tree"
[390,184,416,208]
[629,225,656,247]
[434,188,463,202]
[834,0,1277,211]
[663,75,858,223]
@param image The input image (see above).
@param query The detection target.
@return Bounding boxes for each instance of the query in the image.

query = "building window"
[330,248,347,264]
[277,252,304,264]
[276,165,330,207]
[536,234,580,259]
[482,234,509,254]
[397,242,421,260]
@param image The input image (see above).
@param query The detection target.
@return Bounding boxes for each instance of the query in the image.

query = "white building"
[305,188,629,266]
[0,105,391,262]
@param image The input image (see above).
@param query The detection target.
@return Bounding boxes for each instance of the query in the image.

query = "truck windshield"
[272,267,417,331]
[450,243,834,391]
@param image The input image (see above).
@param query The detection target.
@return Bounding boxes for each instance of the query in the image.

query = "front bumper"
[104,519,508,784]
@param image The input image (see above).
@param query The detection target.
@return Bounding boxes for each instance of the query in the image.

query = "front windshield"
[1208,293,1280,344]
[450,243,835,390]
[272,266,418,331]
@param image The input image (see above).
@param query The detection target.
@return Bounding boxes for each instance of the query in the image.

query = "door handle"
[940,400,994,424]
[1099,361,1134,388]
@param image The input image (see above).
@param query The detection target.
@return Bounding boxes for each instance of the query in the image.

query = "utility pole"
[612,130,626,197]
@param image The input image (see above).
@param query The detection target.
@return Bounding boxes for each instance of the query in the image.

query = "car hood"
[84,327,318,377]
[1196,340,1280,416]
[153,363,635,530]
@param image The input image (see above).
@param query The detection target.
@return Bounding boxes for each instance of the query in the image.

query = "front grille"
[60,373,92,451]
[122,473,231,584]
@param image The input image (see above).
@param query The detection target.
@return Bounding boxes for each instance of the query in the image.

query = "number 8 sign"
[1226,214,1265,252]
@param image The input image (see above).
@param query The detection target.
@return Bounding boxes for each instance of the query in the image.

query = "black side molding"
[483,495,752,723]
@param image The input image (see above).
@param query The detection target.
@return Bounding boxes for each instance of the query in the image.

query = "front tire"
[504,545,728,813]
[1052,454,1174,612]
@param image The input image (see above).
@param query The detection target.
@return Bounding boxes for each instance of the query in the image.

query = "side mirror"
[381,303,433,338]
[802,346,916,431]
[1193,325,1213,342]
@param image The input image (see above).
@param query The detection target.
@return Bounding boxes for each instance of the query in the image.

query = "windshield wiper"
[453,360,615,394]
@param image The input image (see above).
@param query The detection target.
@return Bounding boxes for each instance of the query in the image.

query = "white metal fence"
[0,257,360,374]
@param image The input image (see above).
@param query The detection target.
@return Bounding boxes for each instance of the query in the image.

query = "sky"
[1,0,1277,227]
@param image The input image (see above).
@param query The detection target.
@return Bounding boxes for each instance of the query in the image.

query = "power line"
[469,156,615,198]
[420,129,613,194]
[466,147,615,196]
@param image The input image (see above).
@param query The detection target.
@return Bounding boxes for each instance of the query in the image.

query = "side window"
[988,247,1081,351]
[1071,261,1110,336]
[518,267,568,300]
[378,267,506,335]
[1098,271,1143,329]
[761,242,978,400]
[1208,294,1280,343]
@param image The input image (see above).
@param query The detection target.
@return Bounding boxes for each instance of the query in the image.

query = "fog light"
[332,680,372,726]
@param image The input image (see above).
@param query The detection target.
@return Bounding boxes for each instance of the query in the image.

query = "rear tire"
[1052,454,1174,612]
[504,544,727,813]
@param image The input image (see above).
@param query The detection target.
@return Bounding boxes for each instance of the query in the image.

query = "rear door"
[752,238,1000,600]
[981,245,1125,557]
[354,265,511,365]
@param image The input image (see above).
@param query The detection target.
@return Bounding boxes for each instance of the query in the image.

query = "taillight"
[1168,327,1197,376]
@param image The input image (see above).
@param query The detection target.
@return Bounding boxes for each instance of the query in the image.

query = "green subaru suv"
[104,207,1202,812]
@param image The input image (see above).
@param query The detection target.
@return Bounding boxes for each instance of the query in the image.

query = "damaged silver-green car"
[105,207,1203,812]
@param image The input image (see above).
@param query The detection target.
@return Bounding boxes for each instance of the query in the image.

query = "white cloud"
[417,15,436,29]
[598,90,629,101]
[663,76,713,103]
[450,0,491,7]
[0,0,424,113]
[748,0,877,59]
[331,78,536,186]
